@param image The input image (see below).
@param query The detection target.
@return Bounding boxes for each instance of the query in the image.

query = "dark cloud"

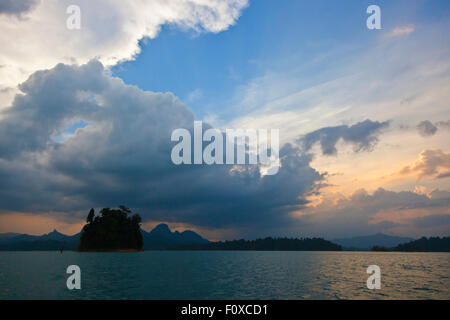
[415,119,450,137]
[0,0,39,16]
[411,214,450,228]
[0,61,323,234]
[436,171,450,179]
[417,120,437,137]
[297,119,389,155]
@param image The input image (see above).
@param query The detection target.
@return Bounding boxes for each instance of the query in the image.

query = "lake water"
[0,251,448,299]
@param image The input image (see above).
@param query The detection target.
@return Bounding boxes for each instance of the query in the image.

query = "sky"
[0,0,449,240]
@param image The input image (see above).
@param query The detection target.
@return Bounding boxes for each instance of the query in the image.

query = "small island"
[77,206,143,252]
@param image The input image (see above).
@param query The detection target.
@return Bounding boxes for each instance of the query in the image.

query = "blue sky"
[112,0,449,121]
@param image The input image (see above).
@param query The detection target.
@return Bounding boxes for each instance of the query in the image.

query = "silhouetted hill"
[393,237,450,252]
[332,233,414,250]
[0,233,21,240]
[177,237,342,251]
[3,224,445,252]
[141,223,209,249]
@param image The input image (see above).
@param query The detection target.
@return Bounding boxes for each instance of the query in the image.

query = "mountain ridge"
[141,223,210,249]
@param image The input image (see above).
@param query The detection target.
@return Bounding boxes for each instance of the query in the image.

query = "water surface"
[0,251,448,299]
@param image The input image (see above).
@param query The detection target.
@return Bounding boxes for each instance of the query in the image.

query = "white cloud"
[385,25,415,38]
[0,0,248,107]
[185,88,203,104]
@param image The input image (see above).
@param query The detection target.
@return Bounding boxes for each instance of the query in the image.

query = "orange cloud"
[399,149,450,179]
[0,212,84,235]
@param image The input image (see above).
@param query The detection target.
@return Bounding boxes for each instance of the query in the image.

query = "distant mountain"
[141,224,209,249]
[332,233,414,250]
[41,229,75,241]
[393,237,450,252]
[5,228,436,252]
[0,230,80,251]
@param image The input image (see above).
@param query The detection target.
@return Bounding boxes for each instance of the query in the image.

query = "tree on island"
[87,208,95,223]
[78,206,143,251]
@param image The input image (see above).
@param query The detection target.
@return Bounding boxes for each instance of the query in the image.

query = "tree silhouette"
[87,208,95,223]
[78,206,143,251]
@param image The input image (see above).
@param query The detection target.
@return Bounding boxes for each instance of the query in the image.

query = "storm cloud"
[0,61,323,233]
[411,214,450,228]
[0,0,38,16]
